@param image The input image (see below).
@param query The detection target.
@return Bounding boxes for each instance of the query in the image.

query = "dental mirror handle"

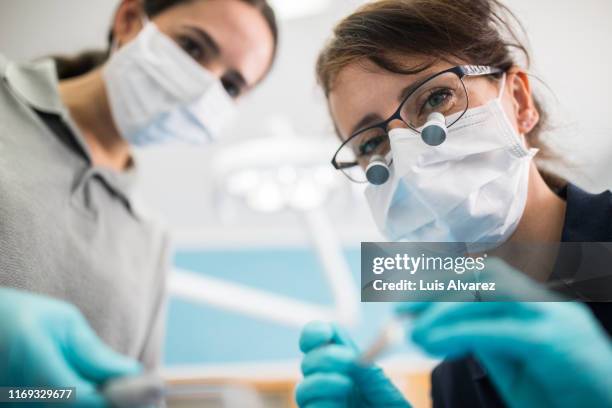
[102,374,165,408]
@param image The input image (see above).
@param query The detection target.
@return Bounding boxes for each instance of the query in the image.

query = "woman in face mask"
[296,0,612,407]
[0,0,277,404]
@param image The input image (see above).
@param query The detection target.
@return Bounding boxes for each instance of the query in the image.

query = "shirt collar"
[1,54,140,203]
[1,55,66,115]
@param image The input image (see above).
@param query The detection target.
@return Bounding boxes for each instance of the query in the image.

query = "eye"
[221,78,240,99]
[359,134,387,157]
[425,89,452,110]
[177,36,205,62]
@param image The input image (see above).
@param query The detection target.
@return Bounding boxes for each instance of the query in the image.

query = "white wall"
[1,0,611,247]
[507,0,612,188]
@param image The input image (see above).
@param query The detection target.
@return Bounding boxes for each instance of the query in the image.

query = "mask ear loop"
[497,73,507,100]
[109,14,150,54]
[497,72,535,155]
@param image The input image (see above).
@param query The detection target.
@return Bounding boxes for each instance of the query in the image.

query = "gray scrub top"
[0,54,170,369]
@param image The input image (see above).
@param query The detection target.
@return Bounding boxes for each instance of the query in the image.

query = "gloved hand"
[296,321,411,408]
[398,258,612,408]
[0,288,142,407]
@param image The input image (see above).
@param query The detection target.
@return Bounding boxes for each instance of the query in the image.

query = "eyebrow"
[184,26,221,60]
[397,81,422,104]
[348,113,384,137]
[397,70,438,102]
[184,26,250,93]
[347,69,442,137]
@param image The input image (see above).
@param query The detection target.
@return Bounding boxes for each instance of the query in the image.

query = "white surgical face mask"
[103,21,236,146]
[365,75,538,249]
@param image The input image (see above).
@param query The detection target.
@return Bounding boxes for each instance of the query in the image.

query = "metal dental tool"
[102,374,263,408]
[360,315,413,365]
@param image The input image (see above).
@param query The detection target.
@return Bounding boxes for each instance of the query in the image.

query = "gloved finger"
[295,373,354,406]
[26,332,107,408]
[394,302,432,317]
[300,321,335,353]
[301,344,357,376]
[331,323,359,351]
[413,320,539,358]
[412,302,537,339]
[475,353,525,402]
[299,322,358,354]
[65,313,142,383]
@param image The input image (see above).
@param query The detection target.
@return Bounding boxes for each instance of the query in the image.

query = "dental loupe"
[421,112,447,146]
[366,154,391,186]
[365,112,446,185]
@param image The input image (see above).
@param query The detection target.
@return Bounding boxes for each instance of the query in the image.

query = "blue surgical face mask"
[103,21,236,147]
[365,74,538,249]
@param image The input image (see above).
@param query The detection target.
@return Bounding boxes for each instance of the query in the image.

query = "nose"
[204,62,225,80]
[387,118,409,132]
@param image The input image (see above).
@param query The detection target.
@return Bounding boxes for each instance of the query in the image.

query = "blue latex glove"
[398,259,612,408]
[0,288,143,407]
[296,321,411,408]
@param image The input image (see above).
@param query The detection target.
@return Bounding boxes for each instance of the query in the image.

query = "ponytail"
[53,49,110,80]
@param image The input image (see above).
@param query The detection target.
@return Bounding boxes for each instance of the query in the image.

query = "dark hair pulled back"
[53,0,278,80]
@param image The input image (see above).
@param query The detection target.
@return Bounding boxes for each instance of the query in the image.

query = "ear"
[111,0,146,49]
[507,68,540,135]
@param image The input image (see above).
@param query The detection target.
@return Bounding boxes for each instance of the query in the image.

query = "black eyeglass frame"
[331,65,505,174]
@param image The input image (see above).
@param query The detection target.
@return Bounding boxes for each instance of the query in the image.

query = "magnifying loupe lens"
[366,161,390,185]
[422,113,447,146]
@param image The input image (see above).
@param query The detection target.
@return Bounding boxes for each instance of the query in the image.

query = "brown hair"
[54,0,278,80]
[317,0,554,168]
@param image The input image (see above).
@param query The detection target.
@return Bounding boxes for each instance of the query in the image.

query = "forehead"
[328,58,454,139]
[155,0,275,85]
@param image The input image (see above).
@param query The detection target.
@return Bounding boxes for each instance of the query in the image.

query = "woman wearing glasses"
[0,0,277,404]
[296,0,612,407]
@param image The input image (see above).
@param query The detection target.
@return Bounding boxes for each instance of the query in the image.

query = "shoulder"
[562,184,612,242]
[0,53,64,115]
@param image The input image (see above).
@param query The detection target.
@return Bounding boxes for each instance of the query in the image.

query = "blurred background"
[1,0,611,406]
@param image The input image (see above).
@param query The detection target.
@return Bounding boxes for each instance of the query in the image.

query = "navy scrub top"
[431,184,612,408]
